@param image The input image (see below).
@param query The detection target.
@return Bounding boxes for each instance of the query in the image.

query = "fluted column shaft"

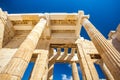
[71,62,80,80]
[30,50,49,80]
[0,18,46,80]
[82,18,120,80]
[77,44,99,80]
[99,60,114,80]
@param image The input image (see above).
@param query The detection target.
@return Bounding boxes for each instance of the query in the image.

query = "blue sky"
[0,0,120,80]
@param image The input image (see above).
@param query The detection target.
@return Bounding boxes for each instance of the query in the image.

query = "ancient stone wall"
[0,8,15,47]
[2,18,15,47]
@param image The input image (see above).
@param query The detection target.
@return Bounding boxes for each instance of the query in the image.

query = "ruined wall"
[108,24,120,52]
[0,9,15,48]
[116,24,120,41]
[0,20,4,48]
[2,19,15,46]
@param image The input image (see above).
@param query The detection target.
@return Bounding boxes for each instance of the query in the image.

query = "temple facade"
[0,8,120,80]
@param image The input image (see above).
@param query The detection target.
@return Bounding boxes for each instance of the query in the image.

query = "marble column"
[0,18,46,80]
[77,44,99,80]
[82,18,120,80]
[99,60,114,80]
[30,50,49,80]
[71,62,80,80]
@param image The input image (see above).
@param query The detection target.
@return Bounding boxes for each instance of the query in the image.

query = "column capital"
[78,11,90,24]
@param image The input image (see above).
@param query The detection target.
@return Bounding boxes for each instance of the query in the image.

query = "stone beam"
[49,52,79,63]
[47,63,54,80]
[64,48,68,55]
[50,44,77,48]
[71,48,76,56]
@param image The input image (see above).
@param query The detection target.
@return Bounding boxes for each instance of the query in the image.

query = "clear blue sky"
[0,0,120,80]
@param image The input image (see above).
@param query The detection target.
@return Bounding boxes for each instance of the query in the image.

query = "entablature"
[6,12,89,39]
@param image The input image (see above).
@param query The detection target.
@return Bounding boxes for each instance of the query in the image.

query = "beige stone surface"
[0,8,119,80]
[82,18,120,80]
[0,18,46,80]
[71,62,80,80]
